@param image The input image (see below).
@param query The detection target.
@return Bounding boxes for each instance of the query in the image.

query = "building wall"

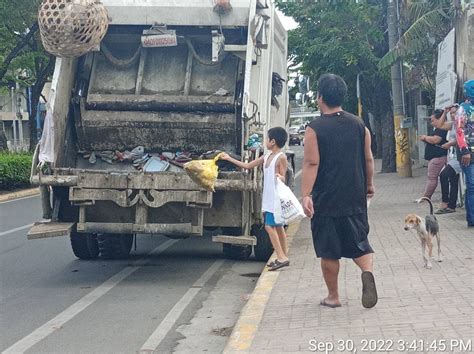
[455,6,474,88]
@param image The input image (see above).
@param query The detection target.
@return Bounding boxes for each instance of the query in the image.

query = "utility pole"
[387,0,412,177]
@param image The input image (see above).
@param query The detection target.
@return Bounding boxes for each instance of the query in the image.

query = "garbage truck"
[29,0,291,262]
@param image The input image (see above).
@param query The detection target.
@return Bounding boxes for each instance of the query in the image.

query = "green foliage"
[277,0,389,113]
[0,152,32,190]
[1,0,54,150]
[0,0,45,85]
[378,1,453,69]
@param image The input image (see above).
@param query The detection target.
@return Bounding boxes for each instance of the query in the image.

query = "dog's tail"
[417,197,434,215]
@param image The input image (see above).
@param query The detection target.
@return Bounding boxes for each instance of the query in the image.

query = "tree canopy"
[0,0,54,149]
[277,0,389,112]
[277,0,397,172]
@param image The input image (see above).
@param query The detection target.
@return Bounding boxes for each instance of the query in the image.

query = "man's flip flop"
[268,259,290,271]
[320,299,341,308]
[267,261,276,267]
[361,271,378,309]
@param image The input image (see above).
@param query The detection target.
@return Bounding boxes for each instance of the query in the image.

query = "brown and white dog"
[404,197,442,269]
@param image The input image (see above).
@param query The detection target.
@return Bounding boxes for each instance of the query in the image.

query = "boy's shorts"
[311,213,374,260]
[264,212,283,227]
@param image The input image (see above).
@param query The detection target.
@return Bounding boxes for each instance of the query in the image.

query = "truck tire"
[221,227,252,260]
[98,233,134,259]
[252,225,273,261]
[223,244,252,260]
[70,232,100,260]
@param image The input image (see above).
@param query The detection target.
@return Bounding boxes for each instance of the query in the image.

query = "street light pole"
[388,0,412,177]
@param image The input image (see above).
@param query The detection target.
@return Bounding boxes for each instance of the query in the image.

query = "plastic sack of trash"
[274,179,306,225]
[184,153,223,192]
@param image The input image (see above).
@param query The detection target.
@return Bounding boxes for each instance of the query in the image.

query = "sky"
[277,10,298,30]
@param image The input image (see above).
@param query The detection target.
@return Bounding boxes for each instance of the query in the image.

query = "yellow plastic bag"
[184,153,223,192]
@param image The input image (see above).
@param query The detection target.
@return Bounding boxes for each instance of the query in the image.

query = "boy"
[220,127,290,271]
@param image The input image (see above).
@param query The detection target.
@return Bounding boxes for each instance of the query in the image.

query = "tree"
[0,0,55,151]
[276,0,396,172]
[379,0,456,104]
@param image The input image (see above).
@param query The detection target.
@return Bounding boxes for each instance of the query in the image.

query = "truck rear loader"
[29,0,291,262]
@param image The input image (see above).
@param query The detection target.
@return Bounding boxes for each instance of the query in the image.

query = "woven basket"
[38,0,109,58]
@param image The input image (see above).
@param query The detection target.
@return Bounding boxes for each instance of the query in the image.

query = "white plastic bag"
[273,179,306,225]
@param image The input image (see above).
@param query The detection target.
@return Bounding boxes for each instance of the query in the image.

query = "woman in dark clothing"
[419,109,448,200]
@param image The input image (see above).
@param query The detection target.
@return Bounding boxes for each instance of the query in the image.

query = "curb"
[223,221,300,353]
[0,188,40,203]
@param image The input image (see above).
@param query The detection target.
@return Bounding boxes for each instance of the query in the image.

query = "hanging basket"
[38,0,109,58]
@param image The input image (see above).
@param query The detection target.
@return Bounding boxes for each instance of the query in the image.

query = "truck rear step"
[212,235,257,246]
[27,222,75,240]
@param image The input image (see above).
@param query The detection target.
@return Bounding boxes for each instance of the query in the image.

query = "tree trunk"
[361,76,395,171]
[29,88,41,152]
[374,117,383,159]
[381,111,396,173]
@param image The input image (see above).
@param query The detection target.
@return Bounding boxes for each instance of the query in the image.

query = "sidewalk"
[226,166,473,353]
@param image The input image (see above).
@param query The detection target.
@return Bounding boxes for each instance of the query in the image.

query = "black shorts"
[311,213,374,260]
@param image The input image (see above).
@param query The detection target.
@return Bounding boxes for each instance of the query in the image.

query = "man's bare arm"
[364,128,375,198]
[301,127,319,198]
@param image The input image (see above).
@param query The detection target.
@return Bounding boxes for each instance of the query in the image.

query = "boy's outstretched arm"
[301,127,319,218]
[220,153,264,170]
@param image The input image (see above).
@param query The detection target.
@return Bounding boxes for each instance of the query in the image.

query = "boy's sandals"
[268,259,290,271]
[434,208,456,214]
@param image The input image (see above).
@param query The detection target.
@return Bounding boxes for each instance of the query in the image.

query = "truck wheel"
[98,233,134,259]
[221,228,252,260]
[252,225,273,261]
[223,244,252,260]
[70,232,99,260]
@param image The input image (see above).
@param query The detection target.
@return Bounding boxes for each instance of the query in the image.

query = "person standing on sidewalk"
[455,80,474,227]
[435,105,461,214]
[419,109,448,200]
[301,73,377,309]
[220,127,290,270]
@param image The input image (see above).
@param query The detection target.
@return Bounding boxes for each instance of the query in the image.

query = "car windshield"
[289,127,299,134]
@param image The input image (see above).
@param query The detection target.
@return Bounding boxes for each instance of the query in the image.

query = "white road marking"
[295,169,302,179]
[139,259,225,353]
[0,224,34,237]
[0,194,39,204]
[2,239,178,354]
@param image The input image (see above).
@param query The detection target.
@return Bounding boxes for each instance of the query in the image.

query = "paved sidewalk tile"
[250,166,473,353]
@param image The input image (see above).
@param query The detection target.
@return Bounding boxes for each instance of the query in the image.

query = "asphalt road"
[0,146,303,354]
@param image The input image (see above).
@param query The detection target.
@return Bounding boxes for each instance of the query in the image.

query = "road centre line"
[0,224,34,237]
[2,239,178,354]
[139,259,225,353]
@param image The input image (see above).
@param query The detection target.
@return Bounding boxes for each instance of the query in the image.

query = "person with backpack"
[455,80,474,227]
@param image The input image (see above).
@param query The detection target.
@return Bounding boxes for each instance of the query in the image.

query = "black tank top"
[308,111,367,217]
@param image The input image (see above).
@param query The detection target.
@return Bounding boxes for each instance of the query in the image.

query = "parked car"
[288,126,301,145]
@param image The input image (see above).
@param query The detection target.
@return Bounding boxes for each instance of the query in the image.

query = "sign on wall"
[435,28,457,109]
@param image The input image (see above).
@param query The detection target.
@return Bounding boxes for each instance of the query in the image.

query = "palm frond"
[378,7,451,69]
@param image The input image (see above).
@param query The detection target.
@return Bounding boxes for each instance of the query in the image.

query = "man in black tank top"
[301,74,378,309]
